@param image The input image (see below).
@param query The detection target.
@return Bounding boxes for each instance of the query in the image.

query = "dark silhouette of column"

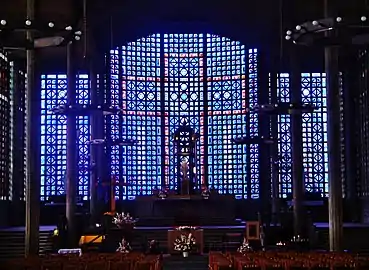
[258,51,271,226]
[25,0,40,257]
[89,64,98,223]
[290,48,304,237]
[343,52,359,222]
[66,42,77,246]
[270,70,279,223]
[325,0,343,252]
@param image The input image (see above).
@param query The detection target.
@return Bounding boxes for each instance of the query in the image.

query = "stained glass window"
[206,35,258,198]
[120,34,161,200]
[76,74,91,200]
[108,33,259,199]
[276,73,328,198]
[276,73,292,197]
[301,73,328,196]
[164,34,204,191]
[40,74,90,201]
[0,50,10,200]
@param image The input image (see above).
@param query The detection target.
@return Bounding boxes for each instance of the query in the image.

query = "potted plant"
[174,233,196,257]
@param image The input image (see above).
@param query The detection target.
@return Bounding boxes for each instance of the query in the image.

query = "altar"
[134,194,236,225]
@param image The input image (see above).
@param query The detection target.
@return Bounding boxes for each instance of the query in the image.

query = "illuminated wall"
[276,73,328,198]
[108,33,259,199]
[40,74,90,201]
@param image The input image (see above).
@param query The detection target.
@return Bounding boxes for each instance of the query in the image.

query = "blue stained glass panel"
[40,74,90,201]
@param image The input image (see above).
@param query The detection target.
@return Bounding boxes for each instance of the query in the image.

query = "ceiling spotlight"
[48,22,54,28]
[285,35,291,40]
[65,26,72,31]
[336,17,342,22]
[312,20,319,26]
[286,30,292,35]
[295,25,302,31]
[0,20,6,26]
[75,36,81,41]
[75,31,82,35]
[361,16,367,22]
[25,20,31,26]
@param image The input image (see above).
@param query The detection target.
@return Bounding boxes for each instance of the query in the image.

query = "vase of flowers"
[112,212,136,244]
[174,233,196,257]
[116,238,132,253]
[237,238,253,254]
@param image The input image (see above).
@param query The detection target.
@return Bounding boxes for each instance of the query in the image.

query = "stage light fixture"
[312,21,319,26]
[336,17,342,22]
[285,35,291,40]
[48,22,54,28]
[295,25,302,31]
[361,16,367,22]
[65,26,72,31]
[25,20,31,26]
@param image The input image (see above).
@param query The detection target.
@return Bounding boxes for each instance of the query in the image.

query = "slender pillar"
[270,70,280,223]
[343,52,359,222]
[325,0,343,252]
[290,48,304,237]
[257,51,271,226]
[25,0,40,257]
[89,63,98,222]
[66,42,77,246]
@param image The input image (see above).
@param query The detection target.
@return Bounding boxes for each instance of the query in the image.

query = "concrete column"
[66,42,77,246]
[290,49,304,237]
[324,0,343,252]
[89,65,98,223]
[343,53,359,222]
[270,70,280,223]
[25,0,40,257]
[257,51,271,225]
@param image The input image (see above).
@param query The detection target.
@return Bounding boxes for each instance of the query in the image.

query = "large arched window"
[108,33,259,200]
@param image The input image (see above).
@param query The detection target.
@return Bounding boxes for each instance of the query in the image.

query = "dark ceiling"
[0,0,368,71]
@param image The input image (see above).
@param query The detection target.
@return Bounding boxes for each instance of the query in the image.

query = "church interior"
[1,0,369,269]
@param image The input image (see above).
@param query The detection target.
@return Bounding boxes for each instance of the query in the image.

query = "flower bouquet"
[112,212,136,228]
[174,233,196,257]
[237,238,253,254]
[116,238,132,253]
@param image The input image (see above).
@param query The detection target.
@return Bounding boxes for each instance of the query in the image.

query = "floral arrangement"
[148,239,159,254]
[174,233,196,252]
[237,238,253,253]
[175,226,199,231]
[112,212,136,227]
[116,238,131,253]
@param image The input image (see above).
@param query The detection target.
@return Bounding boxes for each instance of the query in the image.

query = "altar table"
[167,229,204,254]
